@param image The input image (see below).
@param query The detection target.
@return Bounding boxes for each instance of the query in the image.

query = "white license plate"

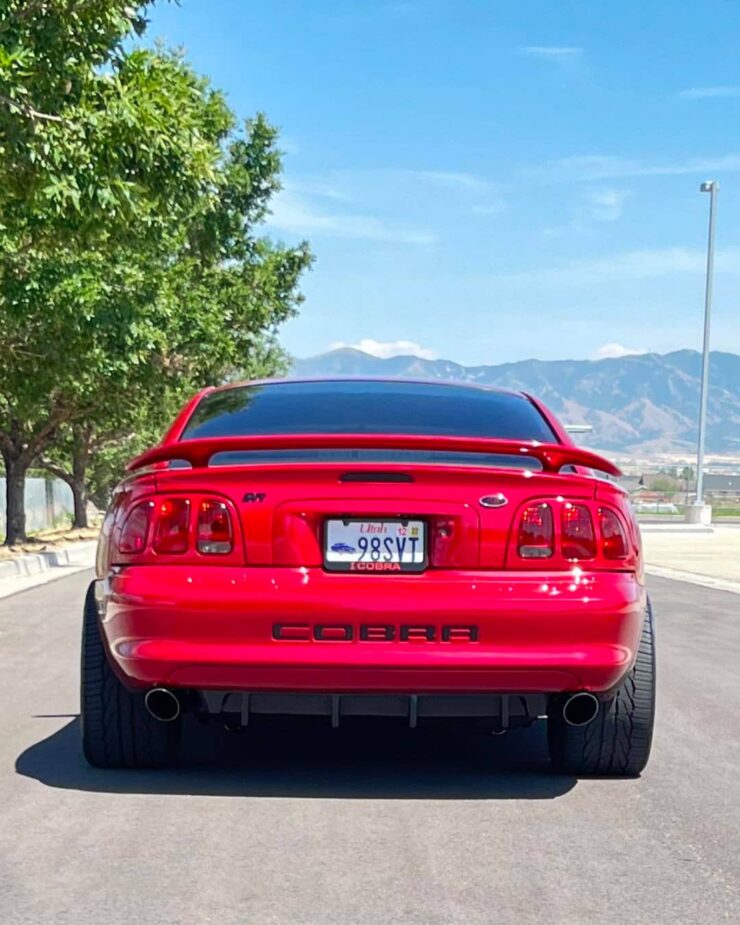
[324,519,427,572]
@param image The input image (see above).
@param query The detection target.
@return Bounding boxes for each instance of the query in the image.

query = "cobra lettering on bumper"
[272,624,479,642]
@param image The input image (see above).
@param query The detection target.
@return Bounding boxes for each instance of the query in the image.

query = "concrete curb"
[0,541,96,593]
[646,564,740,596]
[639,524,714,534]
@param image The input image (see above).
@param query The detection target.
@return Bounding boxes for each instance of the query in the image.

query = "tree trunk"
[70,478,88,529]
[2,451,29,545]
[70,431,91,529]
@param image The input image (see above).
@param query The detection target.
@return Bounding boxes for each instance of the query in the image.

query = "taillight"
[118,502,153,554]
[114,495,237,560]
[599,507,628,559]
[517,503,554,558]
[560,503,596,559]
[152,498,190,554]
[197,500,233,554]
[511,499,634,569]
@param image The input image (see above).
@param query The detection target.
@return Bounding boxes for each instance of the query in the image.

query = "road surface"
[1,571,739,924]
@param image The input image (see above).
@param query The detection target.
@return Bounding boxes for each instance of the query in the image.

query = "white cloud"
[271,168,506,241]
[678,86,740,100]
[521,46,583,59]
[283,178,353,203]
[491,246,740,288]
[408,170,494,191]
[585,188,629,222]
[472,202,507,216]
[283,166,502,203]
[405,170,505,215]
[540,189,628,236]
[329,338,439,360]
[267,190,436,245]
[594,343,647,359]
[527,153,740,183]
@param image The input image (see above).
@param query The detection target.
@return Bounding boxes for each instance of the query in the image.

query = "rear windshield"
[182,380,556,442]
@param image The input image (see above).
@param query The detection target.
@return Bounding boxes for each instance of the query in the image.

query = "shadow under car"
[16,714,578,800]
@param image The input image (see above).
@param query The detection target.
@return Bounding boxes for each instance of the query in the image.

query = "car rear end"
[84,379,655,775]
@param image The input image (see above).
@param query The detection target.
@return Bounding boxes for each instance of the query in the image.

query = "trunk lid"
[154,462,597,568]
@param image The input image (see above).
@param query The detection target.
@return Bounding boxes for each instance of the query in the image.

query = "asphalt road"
[1,572,739,925]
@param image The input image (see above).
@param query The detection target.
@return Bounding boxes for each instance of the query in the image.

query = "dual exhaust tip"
[144,687,181,723]
[562,691,600,727]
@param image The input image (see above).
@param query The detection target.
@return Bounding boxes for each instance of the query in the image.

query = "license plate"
[324,519,427,572]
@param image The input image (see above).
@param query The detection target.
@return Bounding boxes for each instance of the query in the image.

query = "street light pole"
[693,180,719,515]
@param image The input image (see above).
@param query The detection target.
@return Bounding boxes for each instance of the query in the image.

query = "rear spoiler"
[128,434,621,477]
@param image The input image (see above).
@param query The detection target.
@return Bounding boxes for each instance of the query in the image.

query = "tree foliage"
[0,2,312,541]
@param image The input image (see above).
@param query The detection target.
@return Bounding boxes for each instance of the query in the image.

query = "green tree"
[0,3,311,542]
[0,3,206,246]
[31,111,310,528]
[648,475,678,495]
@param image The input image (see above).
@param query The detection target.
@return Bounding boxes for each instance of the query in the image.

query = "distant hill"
[290,348,740,454]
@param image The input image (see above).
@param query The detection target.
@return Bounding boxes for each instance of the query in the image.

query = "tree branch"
[22,406,76,464]
[37,457,74,485]
[0,93,63,123]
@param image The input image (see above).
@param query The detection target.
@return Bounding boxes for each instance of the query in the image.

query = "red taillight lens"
[599,507,628,559]
[153,498,190,554]
[560,503,596,559]
[517,503,554,558]
[118,502,153,554]
[197,500,233,554]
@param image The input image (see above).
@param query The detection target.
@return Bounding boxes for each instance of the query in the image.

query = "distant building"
[703,474,740,501]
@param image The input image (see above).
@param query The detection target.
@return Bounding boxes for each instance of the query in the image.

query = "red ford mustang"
[82,378,655,775]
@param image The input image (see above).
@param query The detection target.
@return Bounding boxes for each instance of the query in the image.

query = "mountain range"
[290,348,740,455]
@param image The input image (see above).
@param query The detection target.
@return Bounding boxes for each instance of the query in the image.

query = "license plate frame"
[323,518,427,573]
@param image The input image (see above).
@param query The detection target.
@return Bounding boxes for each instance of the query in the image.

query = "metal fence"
[0,477,74,537]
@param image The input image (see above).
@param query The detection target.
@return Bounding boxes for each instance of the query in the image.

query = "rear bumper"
[99,566,646,695]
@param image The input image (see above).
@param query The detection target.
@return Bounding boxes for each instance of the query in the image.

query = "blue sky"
[145,0,740,365]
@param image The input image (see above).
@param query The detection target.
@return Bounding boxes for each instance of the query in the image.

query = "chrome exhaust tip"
[562,692,600,727]
[144,687,181,723]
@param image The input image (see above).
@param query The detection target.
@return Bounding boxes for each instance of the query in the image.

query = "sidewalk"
[643,526,740,595]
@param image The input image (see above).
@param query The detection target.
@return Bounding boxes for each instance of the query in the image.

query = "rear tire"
[548,596,655,777]
[80,582,180,768]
